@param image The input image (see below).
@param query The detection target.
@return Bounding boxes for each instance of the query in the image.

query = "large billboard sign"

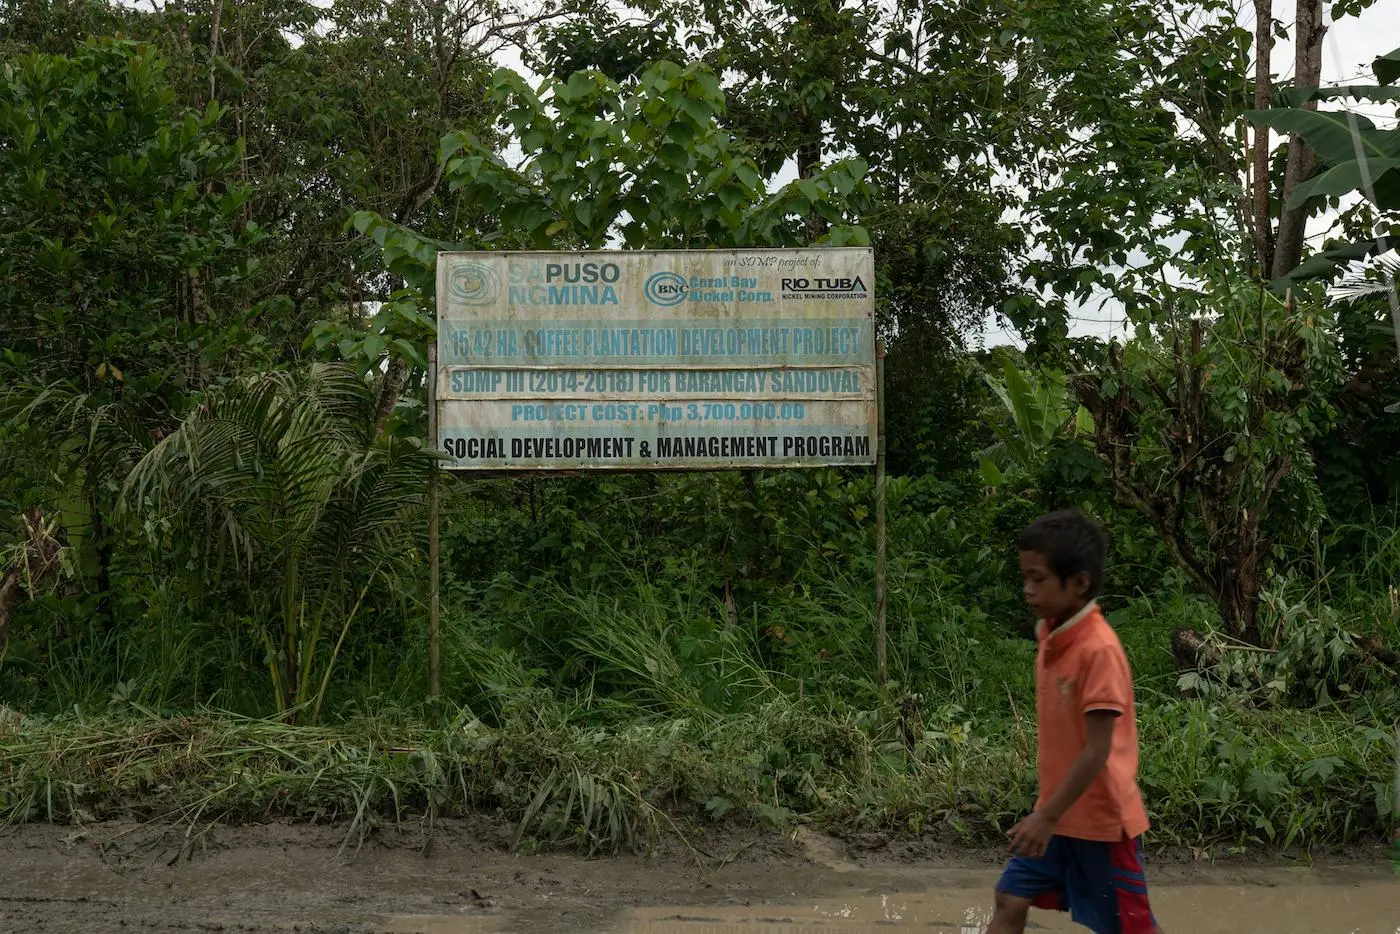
[433,248,876,471]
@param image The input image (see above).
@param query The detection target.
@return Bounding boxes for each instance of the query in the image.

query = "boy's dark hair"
[1018,510,1110,598]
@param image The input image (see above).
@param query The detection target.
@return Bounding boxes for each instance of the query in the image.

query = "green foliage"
[1313,281,1400,519]
[1135,699,1396,849]
[1178,588,1399,708]
[0,37,266,633]
[873,197,1022,476]
[308,291,436,376]
[0,0,135,56]
[1,0,1399,859]
[1073,287,1345,637]
[1,692,1393,852]
[356,60,873,263]
[880,334,985,477]
[529,3,674,81]
[232,0,499,327]
[996,0,1257,339]
[677,0,875,179]
[0,38,263,408]
[122,364,435,719]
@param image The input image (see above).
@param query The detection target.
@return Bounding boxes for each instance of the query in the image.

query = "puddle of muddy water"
[381,916,500,934]
[621,882,1400,932]
[384,877,1400,934]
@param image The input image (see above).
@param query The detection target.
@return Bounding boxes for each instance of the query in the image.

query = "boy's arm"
[1009,711,1116,858]
[1039,710,1116,822]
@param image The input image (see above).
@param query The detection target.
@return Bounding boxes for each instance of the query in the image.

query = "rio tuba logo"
[447,262,500,306]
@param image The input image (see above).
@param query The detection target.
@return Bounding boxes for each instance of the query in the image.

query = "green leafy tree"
[350,60,874,287]
[977,362,1093,487]
[0,38,262,628]
[1313,258,1400,518]
[1,0,522,436]
[138,0,510,433]
[1002,13,1395,644]
[1071,288,1344,641]
[0,0,134,56]
[990,0,1247,343]
[1244,44,1400,298]
[528,3,673,82]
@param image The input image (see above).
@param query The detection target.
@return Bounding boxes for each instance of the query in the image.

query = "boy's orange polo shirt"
[1035,601,1150,842]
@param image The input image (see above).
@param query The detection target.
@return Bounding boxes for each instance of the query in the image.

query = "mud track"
[1,820,1394,933]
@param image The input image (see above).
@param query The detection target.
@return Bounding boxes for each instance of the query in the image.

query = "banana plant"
[978,359,1093,487]
[1245,45,1400,288]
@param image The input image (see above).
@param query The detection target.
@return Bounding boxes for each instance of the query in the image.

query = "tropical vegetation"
[1,0,1397,857]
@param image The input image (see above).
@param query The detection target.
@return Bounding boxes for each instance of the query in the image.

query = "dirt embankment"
[0,819,1393,934]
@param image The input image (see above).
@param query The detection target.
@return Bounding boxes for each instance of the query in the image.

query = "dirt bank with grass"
[3,708,1394,856]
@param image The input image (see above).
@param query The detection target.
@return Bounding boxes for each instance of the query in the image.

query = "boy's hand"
[1009,812,1055,859]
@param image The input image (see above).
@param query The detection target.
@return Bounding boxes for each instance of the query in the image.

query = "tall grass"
[1,695,1392,855]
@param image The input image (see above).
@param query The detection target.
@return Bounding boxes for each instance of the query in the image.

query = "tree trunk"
[1072,332,1285,646]
[1216,559,1263,646]
[208,0,223,102]
[0,567,21,665]
[187,268,209,388]
[796,131,827,240]
[1172,627,1222,674]
[373,357,408,439]
[1271,0,1326,280]
[373,272,408,440]
[1250,0,1276,275]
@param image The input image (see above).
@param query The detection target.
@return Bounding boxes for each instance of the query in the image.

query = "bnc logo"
[447,262,500,305]
[644,271,688,306]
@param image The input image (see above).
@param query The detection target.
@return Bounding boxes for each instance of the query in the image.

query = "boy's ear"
[1070,570,1092,597]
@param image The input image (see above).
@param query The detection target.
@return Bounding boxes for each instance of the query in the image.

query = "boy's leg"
[985,890,1033,934]
[992,838,1069,934]
[1107,835,1158,934]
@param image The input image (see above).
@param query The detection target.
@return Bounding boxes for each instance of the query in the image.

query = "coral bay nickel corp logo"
[643,269,872,305]
[644,271,689,307]
[641,270,781,306]
[447,262,500,306]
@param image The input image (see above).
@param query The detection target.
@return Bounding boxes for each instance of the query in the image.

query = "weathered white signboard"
[434,248,876,470]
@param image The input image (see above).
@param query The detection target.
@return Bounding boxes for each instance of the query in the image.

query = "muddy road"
[1,821,1395,933]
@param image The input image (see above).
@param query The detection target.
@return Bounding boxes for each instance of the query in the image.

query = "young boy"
[988,510,1162,934]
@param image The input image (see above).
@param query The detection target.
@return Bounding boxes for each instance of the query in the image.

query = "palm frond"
[1327,251,1400,305]
[124,362,431,583]
[1,379,155,477]
[118,362,434,717]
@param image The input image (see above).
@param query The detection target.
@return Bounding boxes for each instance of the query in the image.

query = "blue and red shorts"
[996,834,1156,934]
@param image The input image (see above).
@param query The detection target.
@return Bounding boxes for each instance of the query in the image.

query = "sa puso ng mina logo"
[447,262,500,306]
